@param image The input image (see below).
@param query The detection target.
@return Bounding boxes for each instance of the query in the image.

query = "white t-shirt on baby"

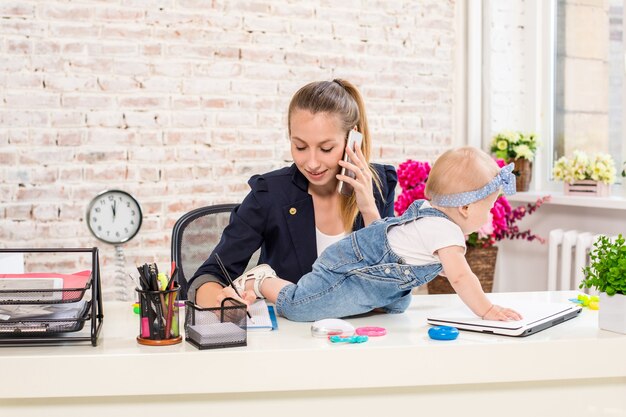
[387,201,466,266]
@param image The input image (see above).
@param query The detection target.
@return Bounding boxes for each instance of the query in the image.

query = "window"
[554,0,624,170]
[477,0,626,191]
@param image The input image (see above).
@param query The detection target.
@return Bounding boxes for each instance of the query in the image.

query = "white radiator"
[547,229,606,291]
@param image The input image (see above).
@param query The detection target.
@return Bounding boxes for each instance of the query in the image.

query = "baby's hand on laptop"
[216,286,256,307]
[481,304,523,321]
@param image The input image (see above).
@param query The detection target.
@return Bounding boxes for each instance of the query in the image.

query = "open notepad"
[247,300,277,331]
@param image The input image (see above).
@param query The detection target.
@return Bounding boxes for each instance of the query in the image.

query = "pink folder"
[0,271,91,301]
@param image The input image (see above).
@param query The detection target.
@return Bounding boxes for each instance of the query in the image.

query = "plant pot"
[564,180,610,197]
[427,246,498,294]
[599,292,626,334]
[513,158,532,192]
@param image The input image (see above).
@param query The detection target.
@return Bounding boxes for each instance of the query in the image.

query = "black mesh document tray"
[0,248,103,347]
[0,300,91,335]
[0,274,91,304]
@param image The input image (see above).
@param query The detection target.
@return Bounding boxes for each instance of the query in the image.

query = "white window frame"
[535,0,559,193]
[535,0,625,196]
[454,0,482,150]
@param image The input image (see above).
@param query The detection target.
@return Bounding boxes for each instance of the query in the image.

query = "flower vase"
[564,180,610,197]
[599,292,626,334]
[513,158,532,192]
[427,246,498,294]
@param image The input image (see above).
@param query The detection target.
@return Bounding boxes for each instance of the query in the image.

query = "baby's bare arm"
[437,245,522,321]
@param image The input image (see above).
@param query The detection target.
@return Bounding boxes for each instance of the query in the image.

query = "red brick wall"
[0,1,457,296]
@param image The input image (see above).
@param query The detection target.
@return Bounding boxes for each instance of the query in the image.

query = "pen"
[146,263,166,338]
[156,272,169,335]
[164,263,177,339]
[165,263,177,291]
[137,266,150,290]
[214,253,254,323]
[148,263,159,291]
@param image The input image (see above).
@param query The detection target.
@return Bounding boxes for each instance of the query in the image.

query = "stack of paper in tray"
[186,321,246,345]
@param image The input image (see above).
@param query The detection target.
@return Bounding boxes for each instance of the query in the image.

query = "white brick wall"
[0,0,457,295]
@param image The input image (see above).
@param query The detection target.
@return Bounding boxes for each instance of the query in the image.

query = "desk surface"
[0,291,624,400]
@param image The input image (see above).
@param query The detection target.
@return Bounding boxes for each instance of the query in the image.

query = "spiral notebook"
[247,300,277,331]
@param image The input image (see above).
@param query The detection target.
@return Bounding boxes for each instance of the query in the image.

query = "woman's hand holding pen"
[336,144,379,225]
[216,286,256,308]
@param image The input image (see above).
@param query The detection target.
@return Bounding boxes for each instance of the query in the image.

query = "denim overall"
[275,200,450,322]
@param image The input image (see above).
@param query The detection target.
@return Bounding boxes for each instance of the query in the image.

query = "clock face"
[86,190,142,244]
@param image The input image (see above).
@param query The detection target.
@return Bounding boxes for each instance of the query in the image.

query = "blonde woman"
[190,79,397,307]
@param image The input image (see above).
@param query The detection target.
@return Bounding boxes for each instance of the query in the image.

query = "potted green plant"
[490,131,539,192]
[580,234,626,334]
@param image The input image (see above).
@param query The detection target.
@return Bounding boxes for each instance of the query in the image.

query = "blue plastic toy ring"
[428,326,459,341]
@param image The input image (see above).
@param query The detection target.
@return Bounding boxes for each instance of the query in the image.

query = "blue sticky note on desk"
[268,305,278,330]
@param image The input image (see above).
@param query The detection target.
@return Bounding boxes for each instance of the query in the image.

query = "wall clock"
[86,189,143,301]
[86,189,142,244]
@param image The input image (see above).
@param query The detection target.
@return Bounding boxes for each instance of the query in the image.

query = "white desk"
[0,291,624,417]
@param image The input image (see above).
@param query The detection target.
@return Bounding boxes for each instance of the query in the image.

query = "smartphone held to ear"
[337,130,364,196]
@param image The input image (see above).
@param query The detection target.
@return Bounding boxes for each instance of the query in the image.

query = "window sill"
[507,191,626,211]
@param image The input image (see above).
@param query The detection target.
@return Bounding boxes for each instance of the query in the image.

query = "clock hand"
[112,200,117,219]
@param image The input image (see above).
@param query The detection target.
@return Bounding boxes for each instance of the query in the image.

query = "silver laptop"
[427,299,582,337]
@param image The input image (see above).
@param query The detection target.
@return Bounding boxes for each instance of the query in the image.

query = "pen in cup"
[164,262,177,339]
[135,262,181,344]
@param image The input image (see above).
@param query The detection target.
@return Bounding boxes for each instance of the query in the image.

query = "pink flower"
[395,158,550,248]
[394,184,426,214]
[397,160,431,190]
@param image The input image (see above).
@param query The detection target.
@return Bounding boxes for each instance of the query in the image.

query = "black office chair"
[171,203,260,300]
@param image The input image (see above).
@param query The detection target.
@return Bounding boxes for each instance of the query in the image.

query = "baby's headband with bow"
[430,163,517,207]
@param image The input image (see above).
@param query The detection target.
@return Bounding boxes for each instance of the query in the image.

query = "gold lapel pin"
[289,207,297,215]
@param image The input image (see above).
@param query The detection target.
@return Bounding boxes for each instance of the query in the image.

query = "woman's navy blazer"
[189,163,397,288]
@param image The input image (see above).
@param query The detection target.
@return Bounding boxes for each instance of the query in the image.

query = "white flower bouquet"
[490,131,539,161]
[553,150,617,185]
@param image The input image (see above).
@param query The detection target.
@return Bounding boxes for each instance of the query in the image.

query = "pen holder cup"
[136,286,182,346]
[184,298,247,350]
